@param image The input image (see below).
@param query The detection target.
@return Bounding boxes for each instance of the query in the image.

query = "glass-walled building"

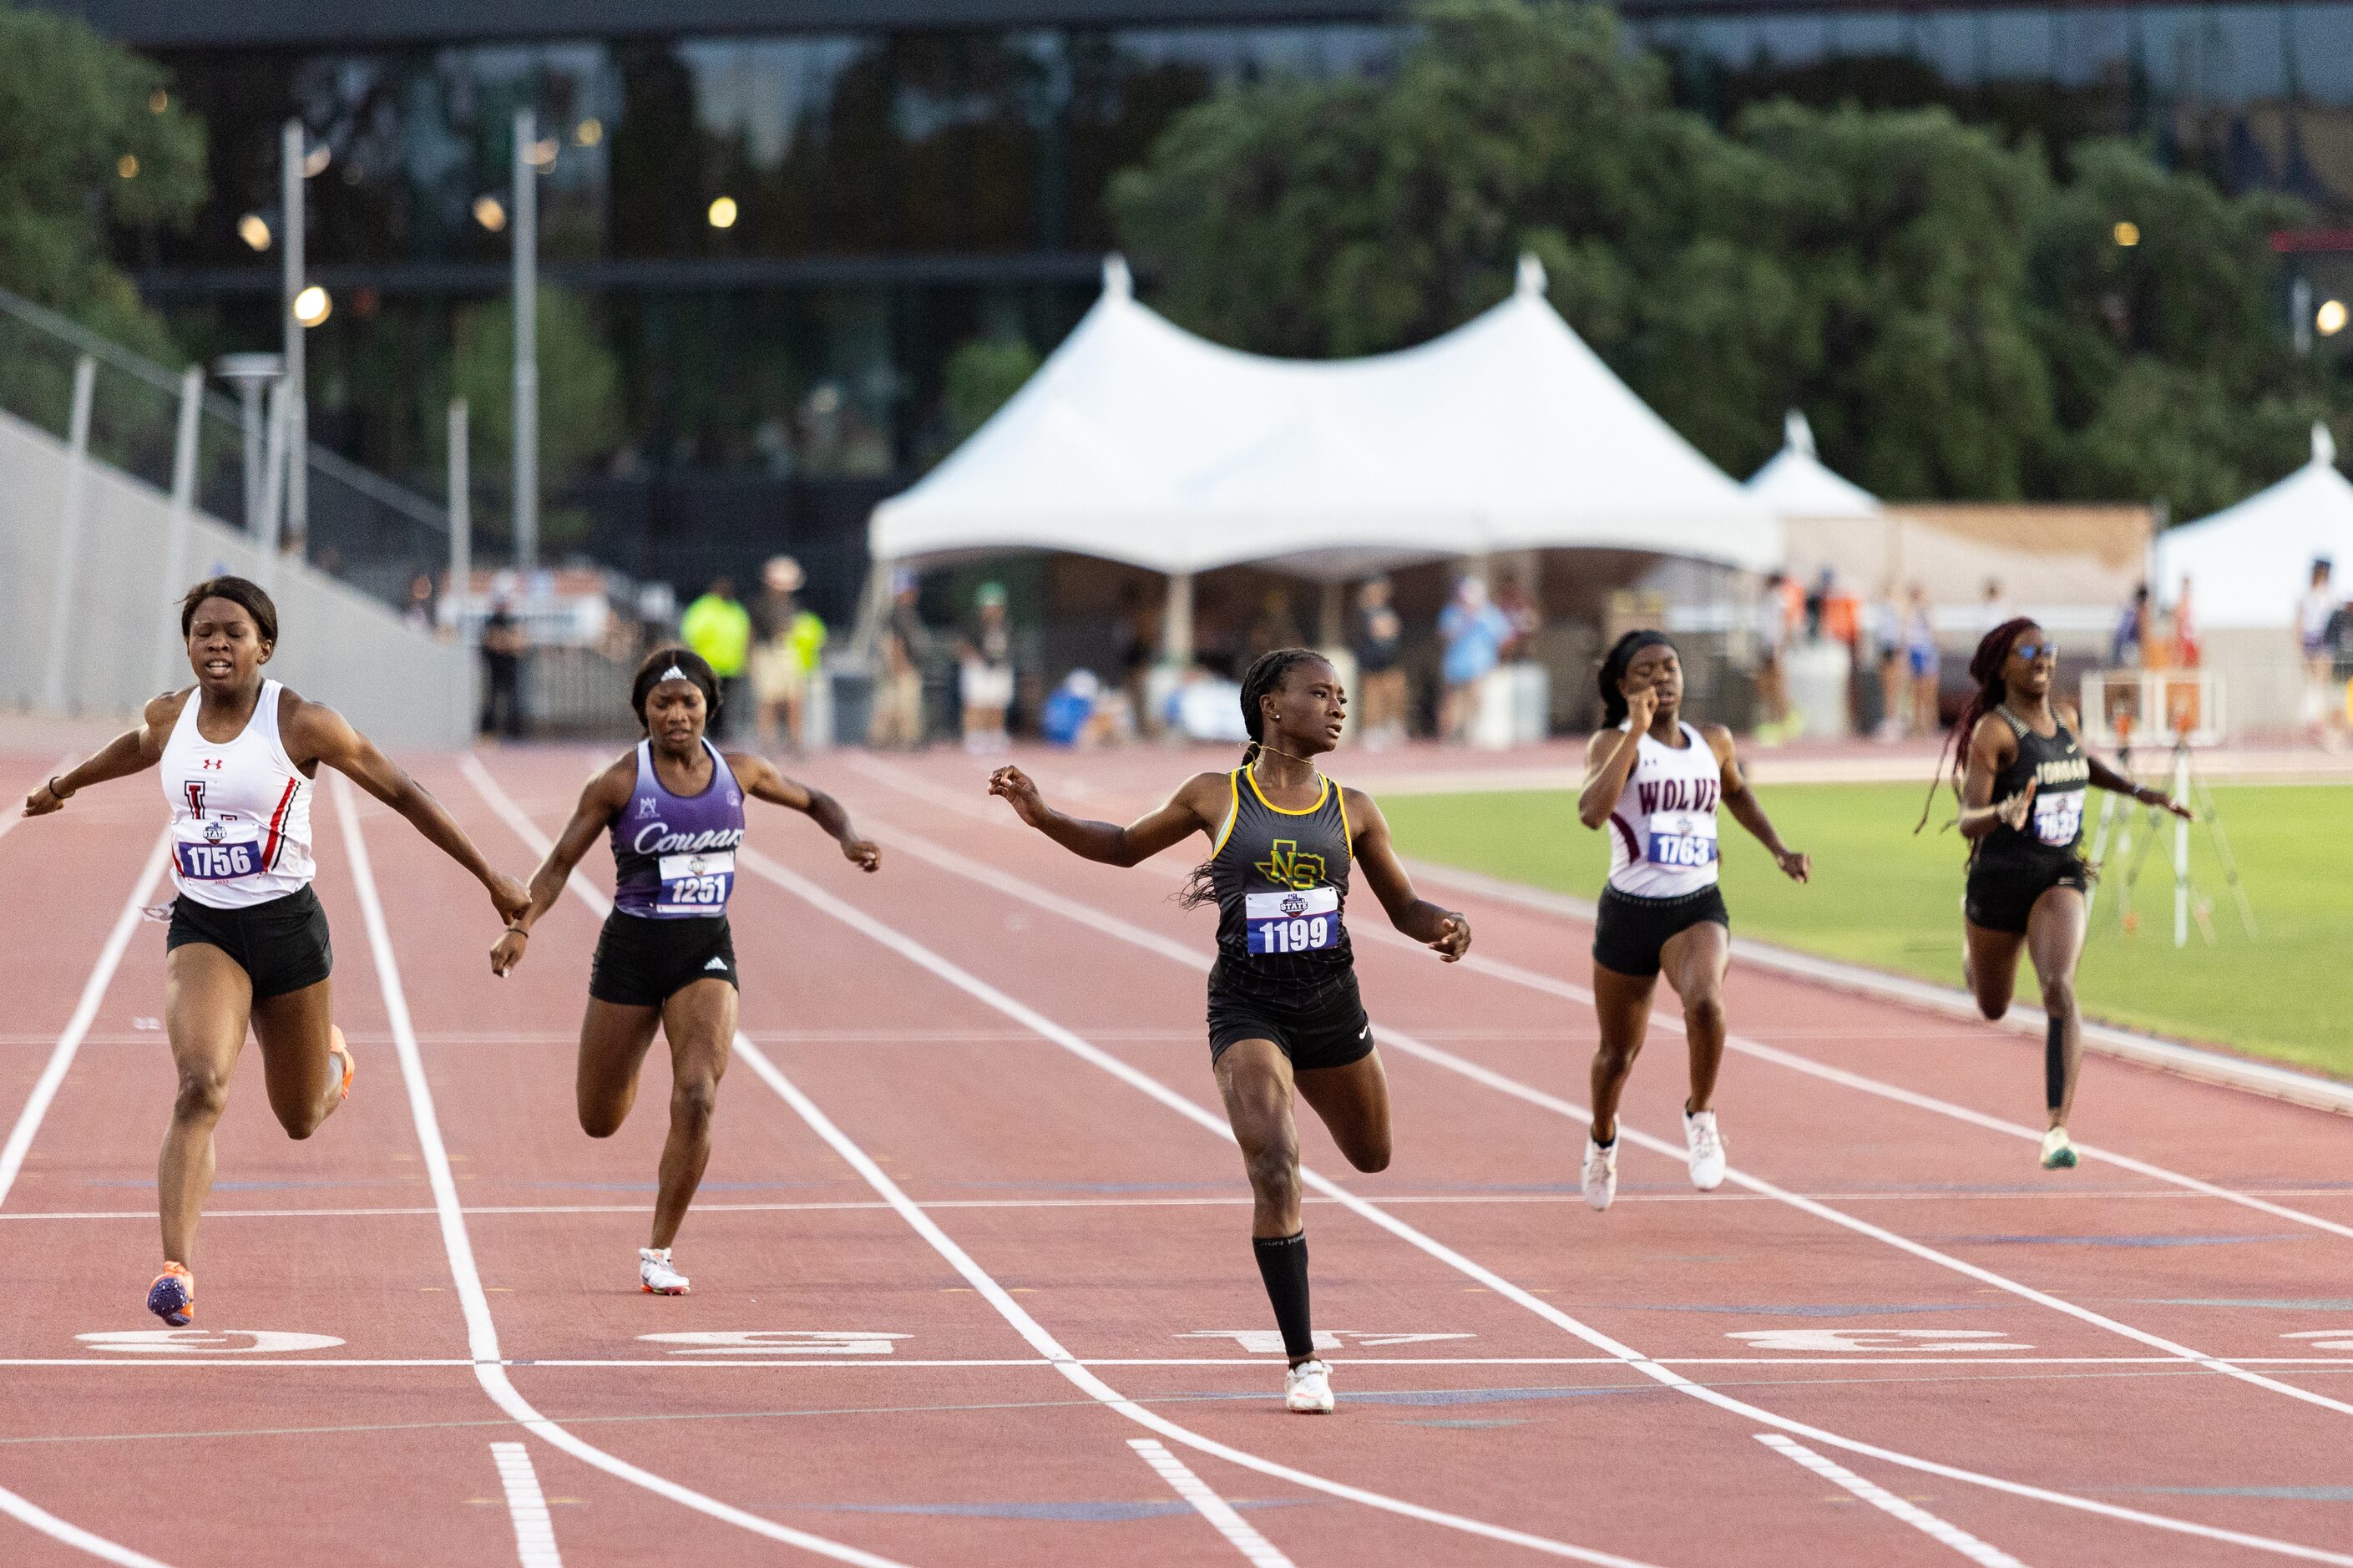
[46,0,2353,612]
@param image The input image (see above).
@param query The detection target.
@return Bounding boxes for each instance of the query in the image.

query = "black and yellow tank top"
[1207,765,1355,999]
[1974,704,2090,871]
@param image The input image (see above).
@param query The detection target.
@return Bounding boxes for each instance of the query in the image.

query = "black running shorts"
[1964,857,2089,936]
[1591,883,1729,979]
[590,910,739,1009]
[1207,964,1374,1073]
[165,885,334,999]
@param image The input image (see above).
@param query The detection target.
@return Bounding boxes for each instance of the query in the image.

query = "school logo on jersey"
[636,796,660,818]
[1255,838,1325,892]
[184,781,207,820]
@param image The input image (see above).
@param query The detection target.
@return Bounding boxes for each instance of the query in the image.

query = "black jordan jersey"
[1206,766,1355,1002]
[1973,705,2091,872]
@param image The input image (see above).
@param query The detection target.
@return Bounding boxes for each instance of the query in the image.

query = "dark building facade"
[43,0,2353,613]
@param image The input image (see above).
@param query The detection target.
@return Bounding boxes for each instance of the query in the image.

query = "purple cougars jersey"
[611,739,746,918]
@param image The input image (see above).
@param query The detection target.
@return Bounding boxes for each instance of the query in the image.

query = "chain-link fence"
[0,286,451,617]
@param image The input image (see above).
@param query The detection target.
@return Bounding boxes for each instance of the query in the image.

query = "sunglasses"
[2014,640,2060,661]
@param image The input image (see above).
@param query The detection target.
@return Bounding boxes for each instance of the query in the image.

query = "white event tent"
[1746,409,1880,522]
[871,253,1778,656]
[2155,423,2353,629]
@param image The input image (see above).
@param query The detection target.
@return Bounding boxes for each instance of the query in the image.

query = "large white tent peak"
[2154,421,2353,629]
[871,251,1780,580]
[1745,408,1880,520]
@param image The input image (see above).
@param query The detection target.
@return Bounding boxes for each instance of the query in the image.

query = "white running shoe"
[1283,1358,1335,1414]
[1582,1136,1618,1211]
[2039,1126,2078,1170]
[639,1247,691,1295]
[1683,1107,1728,1191]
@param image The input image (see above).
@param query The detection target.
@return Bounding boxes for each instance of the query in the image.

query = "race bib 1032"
[1246,886,1341,955]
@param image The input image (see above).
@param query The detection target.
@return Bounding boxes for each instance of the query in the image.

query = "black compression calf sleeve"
[1252,1232,1314,1360]
[2045,1014,2067,1113]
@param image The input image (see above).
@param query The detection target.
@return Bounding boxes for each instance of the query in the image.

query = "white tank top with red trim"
[160,680,316,909]
[1604,721,1723,898]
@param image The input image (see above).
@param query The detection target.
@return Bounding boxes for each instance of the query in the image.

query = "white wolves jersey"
[1604,721,1723,898]
[161,680,315,909]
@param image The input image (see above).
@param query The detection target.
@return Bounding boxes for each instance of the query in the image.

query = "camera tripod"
[2084,723,2258,948]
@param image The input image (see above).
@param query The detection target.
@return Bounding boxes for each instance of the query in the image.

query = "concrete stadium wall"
[0,408,470,749]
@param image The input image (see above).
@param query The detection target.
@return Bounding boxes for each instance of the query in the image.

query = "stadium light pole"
[512,107,539,574]
[281,119,307,553]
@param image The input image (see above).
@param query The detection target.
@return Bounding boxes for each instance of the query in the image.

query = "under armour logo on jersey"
[636,797,659,818]
[1255,838,1326,892]
[197,757,224,771]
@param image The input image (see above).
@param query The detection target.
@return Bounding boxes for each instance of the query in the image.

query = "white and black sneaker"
[1581,1136,1619,1211]
[639,1247,691,1295]
[1683,1107,1728,1191]
[1283,1358,1336,1414]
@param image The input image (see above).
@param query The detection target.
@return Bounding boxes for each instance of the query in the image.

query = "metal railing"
[0,284,451,615]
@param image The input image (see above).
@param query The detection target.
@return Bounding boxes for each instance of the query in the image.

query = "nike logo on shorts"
[1359,1025,1370,1039]
[704,956,729,971]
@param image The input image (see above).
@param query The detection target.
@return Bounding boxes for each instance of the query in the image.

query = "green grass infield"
[1380,780,2351,1080]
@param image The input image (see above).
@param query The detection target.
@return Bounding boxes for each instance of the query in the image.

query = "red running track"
[1,740,2350,1567]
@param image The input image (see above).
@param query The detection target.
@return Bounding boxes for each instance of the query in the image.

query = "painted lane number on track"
[2282,1330,2353,1353]
[1727,1328,2033,1353]
[638,1331,909,1356]
[1182,1330,1474,1354]
[77,1330,346,1353]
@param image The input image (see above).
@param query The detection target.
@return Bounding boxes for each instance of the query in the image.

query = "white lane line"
[0,1484,175,1568]
[332,776,911,1568]
[0,831,185,1568]
[1754,1434,2027,1567]
[10,1354,2338,1370]
[1128,1439,1298,1567]
[0,831,170,1208]
[491,1442,564,1568]
[860,815,2353,1422]
[735,821,2353,1565]
[463,755,1665,1568]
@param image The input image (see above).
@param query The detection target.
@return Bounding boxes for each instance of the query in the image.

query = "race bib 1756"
[655,850,734,914]
[176,838,261,880]
[1246,886,1340,955]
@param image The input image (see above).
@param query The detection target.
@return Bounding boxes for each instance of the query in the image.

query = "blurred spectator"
[869,569,932,750]
[403,572,438,634]
[1438,577,1510,745]
[2171,575,2201,669]
[635,581,678,650]
[681,577,752,739]
[1494,577,1541,661]
[959,582,1015,754]
[1753,571,1794,737]
[2111,583,2150,670]
[1903,584,1940,737]
[2323,593,2353,751]
[750,556,827,755]
[1871,580,1905,742]
[1115,581,1156,714]
[478,595,526,741]
[1041,669,1137,749]
[1354,577,1408,749]
[2300,559,2337,746]
[1247,588,1304,660]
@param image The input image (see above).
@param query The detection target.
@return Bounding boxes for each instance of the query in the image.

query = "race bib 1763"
[655,850,734,914]
[2032,789,2085,847]
[1646,817,1718,868]
[1246,886,1341,955]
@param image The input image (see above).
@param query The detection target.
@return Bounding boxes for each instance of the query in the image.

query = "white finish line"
[1756,1434,2026,1566]
[491,1442,564,1568]
[1130,1439,1296,1567]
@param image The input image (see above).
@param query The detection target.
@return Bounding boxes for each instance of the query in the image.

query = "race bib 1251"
[655,850,734,914]
[1246,886,1341,955]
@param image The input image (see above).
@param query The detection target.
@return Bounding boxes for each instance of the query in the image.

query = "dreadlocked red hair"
[1915,615,2038,833]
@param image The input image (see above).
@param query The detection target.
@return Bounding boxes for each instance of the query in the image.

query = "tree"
[448,286,622,545]
[943,335,1040,443]
[0,3,204,354]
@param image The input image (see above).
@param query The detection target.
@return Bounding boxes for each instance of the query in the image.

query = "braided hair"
[1915,615,2037,833]
[1596,630,1674,728]
[1176,646,1329,909]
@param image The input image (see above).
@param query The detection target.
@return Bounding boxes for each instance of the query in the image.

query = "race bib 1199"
[1246,886,1341,955]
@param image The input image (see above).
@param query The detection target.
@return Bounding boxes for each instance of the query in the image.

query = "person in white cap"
[750,555,826,755]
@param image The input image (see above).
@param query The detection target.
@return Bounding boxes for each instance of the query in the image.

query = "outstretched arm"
[21,692,180,816]
[289,696,529,923]
[491,756,632,975]
[727,754,881,871]
[1706,726,1808,883]
[2085,752,2191,820]
[988,764,1216,867]
[1347,789,1470,960]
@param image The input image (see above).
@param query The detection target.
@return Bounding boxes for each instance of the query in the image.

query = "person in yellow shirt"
[751,556,827,755]
[680,577,751,740]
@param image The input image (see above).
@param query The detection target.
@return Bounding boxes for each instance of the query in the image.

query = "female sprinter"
[490,649,878,1294]
[22,575,529,1324]
[987,648,1470,1414]
[1927,620,2189,1168]
[1576,631,1809,1211]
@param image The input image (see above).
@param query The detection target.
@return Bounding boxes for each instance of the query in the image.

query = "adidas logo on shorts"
[704,956,728,971]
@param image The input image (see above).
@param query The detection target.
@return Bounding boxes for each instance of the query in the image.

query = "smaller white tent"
[2155,424,2353,629]
[871,254,1779,581]
[1745,410,1880,520]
